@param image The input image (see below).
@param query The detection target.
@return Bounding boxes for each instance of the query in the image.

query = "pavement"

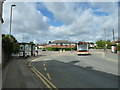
[2,54,43,88]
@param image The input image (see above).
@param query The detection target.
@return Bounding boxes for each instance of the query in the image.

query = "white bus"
[77,42,89,55]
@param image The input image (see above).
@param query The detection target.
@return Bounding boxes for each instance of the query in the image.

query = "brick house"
[48,40,76,48]
[111,40,120,45]
[37,44,48,48]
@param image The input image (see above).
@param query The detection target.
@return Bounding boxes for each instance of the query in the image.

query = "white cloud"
[2,2,118,44]
[44,2,118,42]
[3,2,49,43]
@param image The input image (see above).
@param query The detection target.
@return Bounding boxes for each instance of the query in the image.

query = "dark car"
[42,48,46,51]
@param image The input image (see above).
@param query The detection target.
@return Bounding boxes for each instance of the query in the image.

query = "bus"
[77,42,89,55]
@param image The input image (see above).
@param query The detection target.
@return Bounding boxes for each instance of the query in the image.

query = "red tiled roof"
[112,40,120,43]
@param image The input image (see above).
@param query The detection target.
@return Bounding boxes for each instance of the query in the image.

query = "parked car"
[42,48,46,51]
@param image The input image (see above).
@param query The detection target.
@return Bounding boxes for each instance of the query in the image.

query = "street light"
[9,4,16,35]
[104,28,107,52]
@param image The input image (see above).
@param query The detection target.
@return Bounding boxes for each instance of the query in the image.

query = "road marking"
[44,67,47,71]
[102,52,105,57]
[31,68,52,90]
[47,73,51,80]
[32,66,58,90]
[28,57,58,89]
[43,64,46,66]
[102,52,118,62]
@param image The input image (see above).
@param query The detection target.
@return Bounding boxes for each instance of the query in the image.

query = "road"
[30,50,119,88]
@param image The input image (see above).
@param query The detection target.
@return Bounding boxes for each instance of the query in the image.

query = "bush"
[95,47,104,49]
[2,34,19,63]
[107,46,111,49]
[45,47,76,51]
[117,45,120,51]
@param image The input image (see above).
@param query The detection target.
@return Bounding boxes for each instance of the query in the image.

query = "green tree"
[49,41,52,44]
[96,40,112,49]
[117,44,120,51]
[2,34,19,63]
[106,40,112,49]
[29,41,34,44]
[96,40,105,47]
[106,40,111,45]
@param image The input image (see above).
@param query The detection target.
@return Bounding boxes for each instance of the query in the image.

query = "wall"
[0,1,2,64]
[49,45,76,48]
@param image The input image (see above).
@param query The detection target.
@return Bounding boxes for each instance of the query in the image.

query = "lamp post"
[104,29,107,52]
[9,4,16,35]
[112,29,115,41]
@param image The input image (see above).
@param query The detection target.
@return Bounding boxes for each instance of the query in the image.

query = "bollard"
[63,49,65,52]
[60,50,62,52]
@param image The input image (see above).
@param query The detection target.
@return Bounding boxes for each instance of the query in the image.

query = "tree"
[96,40,105,47]
[29,41,34,44]
[2,34,19,63]
[96,40,112,49]
[106,40,111,45]
[106,40,112,49]
[49,41,52,44]
[117,44,120,51]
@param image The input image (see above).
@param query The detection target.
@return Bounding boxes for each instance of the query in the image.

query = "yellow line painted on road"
[32,66,58,90]
[102,52,118,62]
[31,68,52,90]
[43,64,46,66]
[104,57,118,62]
[44,67,47,71]
[102,52,105,57]
[47,73,51,80]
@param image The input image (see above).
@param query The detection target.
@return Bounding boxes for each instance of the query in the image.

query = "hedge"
[95,46,111,49]
[2,34,19,64]
[117,45,120,51]
[45,47,77,51]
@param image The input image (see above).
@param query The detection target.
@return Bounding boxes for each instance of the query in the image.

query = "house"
[37,44,48,48]
[77,41,95,49]
[88,42,95,48]
[111,40,120,45]
[48,40,76,48]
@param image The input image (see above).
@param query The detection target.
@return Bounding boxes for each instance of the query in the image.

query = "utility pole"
[46,37,47,44]
[112,29,115,41]
[104,29,106,52]
[23,34,24,42]
[46,37,47,48]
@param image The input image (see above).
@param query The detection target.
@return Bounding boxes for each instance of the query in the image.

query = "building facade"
[0,1,3,64]
[37,44,48,48]
[48,40,76,48]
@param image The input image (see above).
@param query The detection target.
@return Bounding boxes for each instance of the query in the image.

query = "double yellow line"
[31,66,58,90]
[28,59,58,90]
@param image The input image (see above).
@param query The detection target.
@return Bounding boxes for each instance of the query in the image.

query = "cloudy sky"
[2,1,119,44]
